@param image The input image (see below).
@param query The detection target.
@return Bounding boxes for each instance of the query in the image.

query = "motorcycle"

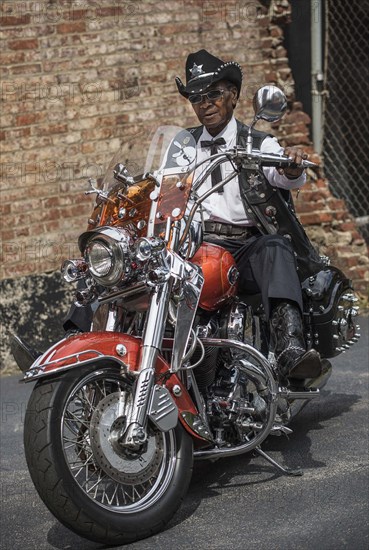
[11,86,360,545]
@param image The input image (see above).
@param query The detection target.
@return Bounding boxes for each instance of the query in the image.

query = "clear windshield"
[101,126,196,192]
[89,126,197,237]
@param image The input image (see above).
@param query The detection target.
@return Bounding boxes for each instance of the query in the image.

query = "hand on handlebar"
[277,146,308,179]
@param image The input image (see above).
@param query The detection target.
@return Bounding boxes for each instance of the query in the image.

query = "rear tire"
[24,367,193,545]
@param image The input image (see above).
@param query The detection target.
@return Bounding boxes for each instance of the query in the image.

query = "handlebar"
[191,148,317,195]
[228,148,318,169]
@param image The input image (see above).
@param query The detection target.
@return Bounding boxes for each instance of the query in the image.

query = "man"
[175,49,322,380]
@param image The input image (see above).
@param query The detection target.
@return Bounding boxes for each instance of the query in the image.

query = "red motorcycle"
[12,86,359,545]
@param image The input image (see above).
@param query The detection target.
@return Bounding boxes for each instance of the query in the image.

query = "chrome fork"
[121,279,173,447]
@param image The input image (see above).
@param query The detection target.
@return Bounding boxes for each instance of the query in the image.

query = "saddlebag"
[301,267,358,358]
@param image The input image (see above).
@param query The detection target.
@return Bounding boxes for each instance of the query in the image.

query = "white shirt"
[191,116,305,225]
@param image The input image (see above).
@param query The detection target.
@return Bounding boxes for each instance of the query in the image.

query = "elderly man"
[175,49,322,380]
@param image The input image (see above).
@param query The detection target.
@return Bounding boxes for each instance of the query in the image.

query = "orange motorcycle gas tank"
[191,242,239,311]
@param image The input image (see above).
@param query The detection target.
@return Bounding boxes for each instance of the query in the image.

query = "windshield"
[89,126,197,238]
[101,126,196,191]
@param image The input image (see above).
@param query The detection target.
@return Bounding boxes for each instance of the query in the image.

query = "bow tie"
[200,138,226,192]
[200,138,226,150]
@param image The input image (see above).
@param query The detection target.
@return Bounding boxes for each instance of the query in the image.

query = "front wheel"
[24,366,193,545]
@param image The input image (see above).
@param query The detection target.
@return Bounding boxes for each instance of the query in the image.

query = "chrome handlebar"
[226,147,318,169]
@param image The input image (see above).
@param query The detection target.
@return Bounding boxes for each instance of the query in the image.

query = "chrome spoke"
[62,436,86,446]
[63,442,77,450]
[104,482,120,506]
[85,470,106,496]
[77,388,96,412]
[65,408,91,429]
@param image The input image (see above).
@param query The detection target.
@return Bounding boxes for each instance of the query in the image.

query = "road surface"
[1,316,368,550]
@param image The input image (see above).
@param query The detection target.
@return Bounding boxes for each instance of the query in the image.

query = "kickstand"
[254,446,303,477]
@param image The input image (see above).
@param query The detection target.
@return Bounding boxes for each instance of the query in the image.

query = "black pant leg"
[204,234,302,320]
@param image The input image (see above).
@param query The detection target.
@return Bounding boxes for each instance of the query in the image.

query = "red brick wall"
[1,0,368,290]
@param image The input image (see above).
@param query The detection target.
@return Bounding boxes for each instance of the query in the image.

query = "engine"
[205,361,268,447]
[191,301,254,391]
[190,301,267,447]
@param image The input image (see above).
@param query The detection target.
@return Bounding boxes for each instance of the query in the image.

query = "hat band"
[187,72,214,85]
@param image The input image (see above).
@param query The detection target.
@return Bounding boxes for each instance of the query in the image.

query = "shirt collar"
[201,116,237,144]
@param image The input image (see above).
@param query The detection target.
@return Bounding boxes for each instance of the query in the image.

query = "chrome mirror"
[253,85,287,123]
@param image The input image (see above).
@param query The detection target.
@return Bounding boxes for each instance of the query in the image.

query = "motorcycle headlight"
[82,227,132,287]
[87,241,113,277]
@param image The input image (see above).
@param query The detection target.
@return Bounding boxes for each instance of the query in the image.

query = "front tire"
[24,367,193,545]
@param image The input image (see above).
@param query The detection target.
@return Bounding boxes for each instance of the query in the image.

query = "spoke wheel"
[24,366,193,545]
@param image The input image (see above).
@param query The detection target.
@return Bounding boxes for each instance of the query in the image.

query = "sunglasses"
[188,88,230,105]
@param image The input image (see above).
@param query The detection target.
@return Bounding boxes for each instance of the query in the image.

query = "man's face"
[191,80,238,136]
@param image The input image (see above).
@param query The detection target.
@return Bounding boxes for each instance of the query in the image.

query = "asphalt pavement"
[1,316,368,550]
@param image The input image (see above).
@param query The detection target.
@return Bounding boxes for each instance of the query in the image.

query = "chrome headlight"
[82,227,132,287]
[87,241,113,277]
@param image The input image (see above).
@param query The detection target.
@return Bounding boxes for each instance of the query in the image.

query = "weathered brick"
[16,113,41,126]
[2,127,31,140]
[8,39,39,50]
[0,51,26,64]
[340,222,357,231]
[57,22,87,34]
[1,15,31,26]
[35,124,69,136]
[340,256,361,268]
[10,64,42,75]
[327,198,346,210]
[96,7,123,18]
[0,203,11,216]
[299,212,333,225]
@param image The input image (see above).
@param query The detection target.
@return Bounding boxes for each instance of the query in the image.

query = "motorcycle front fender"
[23,331,206,442]
[23,331,141,382]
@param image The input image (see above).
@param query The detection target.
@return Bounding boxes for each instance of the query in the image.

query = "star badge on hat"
[189,63,204,78]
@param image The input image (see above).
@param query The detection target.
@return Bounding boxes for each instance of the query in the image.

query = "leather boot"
[270,302,322,380]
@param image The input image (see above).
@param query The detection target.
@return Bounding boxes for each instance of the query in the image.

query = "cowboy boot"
[270,301,322,380]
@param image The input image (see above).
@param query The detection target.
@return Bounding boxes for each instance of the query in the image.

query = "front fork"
[122,279,173,447]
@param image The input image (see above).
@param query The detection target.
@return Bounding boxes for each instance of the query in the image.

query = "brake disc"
[90,392,164,485]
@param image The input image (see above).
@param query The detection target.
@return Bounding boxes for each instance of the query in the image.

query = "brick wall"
[0,0,368,368]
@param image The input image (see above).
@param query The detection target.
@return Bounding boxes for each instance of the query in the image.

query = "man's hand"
[277,146,308,179]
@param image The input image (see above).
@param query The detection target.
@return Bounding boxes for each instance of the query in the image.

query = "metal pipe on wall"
[311,0,324,154]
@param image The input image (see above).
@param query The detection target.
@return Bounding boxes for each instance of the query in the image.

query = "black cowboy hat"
[175,49,243,99]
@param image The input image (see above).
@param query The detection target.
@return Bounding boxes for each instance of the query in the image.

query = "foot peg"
[9,334,42,373]
[270,424,293,436]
